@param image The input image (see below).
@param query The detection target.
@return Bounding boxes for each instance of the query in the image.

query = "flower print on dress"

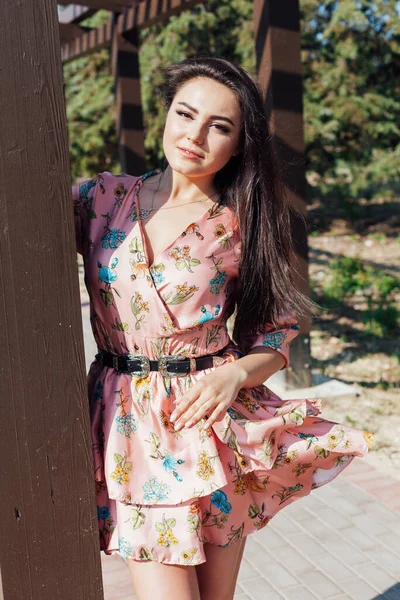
[272,483,304,505]
[162,282,199,305]
[97,505,116,550]
[100,208,127,250]
[193,304,221,326]
[180,548,199,565]
[97,257,121,307]
[206,252,227,294]
[145,432,185,482]
[213,223,233,249]
[196,450,219,481]
[131,375,153,417]
[149,262,166,287]
[180,222,204,241]
[114,389,138,439]
[142,476,172,503]
[262,330,287,351]
[118,537,133,559]
[110,451,132,485]
[113,181,128,207]
[248,502,272,530]
[75,178,97,219]
[235,389,261,415]
[125,505,146,530]
[170,245,201,273]
[130,292,149,330]
[159,409,184,440]
[159,313,178,336]
[129,236,153,286]
[155,514,179,547]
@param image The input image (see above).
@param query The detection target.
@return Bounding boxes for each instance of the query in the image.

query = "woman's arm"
[224,345,286,389]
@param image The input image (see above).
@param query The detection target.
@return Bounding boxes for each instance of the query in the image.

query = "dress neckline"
[134,170,223,271]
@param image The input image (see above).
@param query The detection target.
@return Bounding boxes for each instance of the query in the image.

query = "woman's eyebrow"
[177,101,235,127]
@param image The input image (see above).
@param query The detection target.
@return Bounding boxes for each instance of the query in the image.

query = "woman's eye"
[176,110,229,133]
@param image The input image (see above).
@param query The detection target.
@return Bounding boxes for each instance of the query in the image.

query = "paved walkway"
[77,259,400,600]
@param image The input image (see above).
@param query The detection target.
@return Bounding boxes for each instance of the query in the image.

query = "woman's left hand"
[169,363,246,431]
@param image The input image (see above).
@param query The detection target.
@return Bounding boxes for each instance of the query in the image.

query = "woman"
[72,56,374,600]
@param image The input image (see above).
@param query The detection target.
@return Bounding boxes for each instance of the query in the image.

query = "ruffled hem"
[93,392,373,565]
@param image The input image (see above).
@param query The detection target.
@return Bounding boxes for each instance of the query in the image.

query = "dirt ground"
[307,195,400,481]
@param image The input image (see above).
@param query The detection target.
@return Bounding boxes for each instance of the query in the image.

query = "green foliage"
[64,10,119,181]
[322,256,400,336]
[301,0,400,201]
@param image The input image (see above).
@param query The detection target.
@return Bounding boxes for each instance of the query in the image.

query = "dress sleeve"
[72,175,99,256]
[245,312,300,370]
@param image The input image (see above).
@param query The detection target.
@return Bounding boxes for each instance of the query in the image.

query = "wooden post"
[253,0,312,389]
[111,15,147,175]
[0,1,103,598]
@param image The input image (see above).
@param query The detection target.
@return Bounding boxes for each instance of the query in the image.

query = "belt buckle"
[126,353,150,377]
[158,354,187,378]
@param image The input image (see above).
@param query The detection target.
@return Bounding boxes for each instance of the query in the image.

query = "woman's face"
[162,77,243,179]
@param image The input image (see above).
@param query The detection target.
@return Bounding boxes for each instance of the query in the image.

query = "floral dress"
[72,169,374,566]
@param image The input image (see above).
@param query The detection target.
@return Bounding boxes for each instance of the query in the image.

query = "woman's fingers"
[178,400,218,430]
[173,397,215,431]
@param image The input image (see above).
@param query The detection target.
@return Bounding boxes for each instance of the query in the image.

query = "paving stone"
[240,576,285,600]
[362,501,400,527]
[313,531,370,566]
[364,547,400,577]
[250,543,298,588]
[310,552,354,583]
[298,568,343,598]
[282,586,319,600]
[266,545,315,577]
[376,531,400,556]
[286,532,327,558]
[237,557,259,582]
[340,578,381,600]
[321,494,364,517]
[353,562,398,593]
[351,513,391,537]
[252,524,287,549]
[310,506,353,530]
[269,512,304,536]
[339,526,380,552]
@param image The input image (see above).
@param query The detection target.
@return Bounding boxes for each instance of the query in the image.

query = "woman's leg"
[125,559,201,600]
[195,537,247,600]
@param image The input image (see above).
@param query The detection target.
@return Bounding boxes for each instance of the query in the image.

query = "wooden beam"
[68,0,136,9]
[61,0,204,62]
[0,1,103,597]
[59,22,92,44]
[253,0,312,389]
[111,21,146,174]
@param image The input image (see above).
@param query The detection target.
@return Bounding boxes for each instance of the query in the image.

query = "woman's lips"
[178,147,203,159]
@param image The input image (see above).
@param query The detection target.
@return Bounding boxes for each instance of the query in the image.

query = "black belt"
[96,349,225,378]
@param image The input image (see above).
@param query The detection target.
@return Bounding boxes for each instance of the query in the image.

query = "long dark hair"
[155,56,320,352]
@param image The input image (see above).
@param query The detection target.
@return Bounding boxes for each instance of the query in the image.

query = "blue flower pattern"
[142,476,172,503]
[210,490,232,514]
[101,228,127,249]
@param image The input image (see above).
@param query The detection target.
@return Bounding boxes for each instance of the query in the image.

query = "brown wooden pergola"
[0,1,311,598]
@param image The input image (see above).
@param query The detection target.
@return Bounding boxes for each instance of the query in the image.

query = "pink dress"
[72,169,374,566]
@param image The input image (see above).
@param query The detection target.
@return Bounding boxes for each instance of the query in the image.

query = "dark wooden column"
[253,0,312,389]
[111,16,146,175]
[0,1,103,598]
